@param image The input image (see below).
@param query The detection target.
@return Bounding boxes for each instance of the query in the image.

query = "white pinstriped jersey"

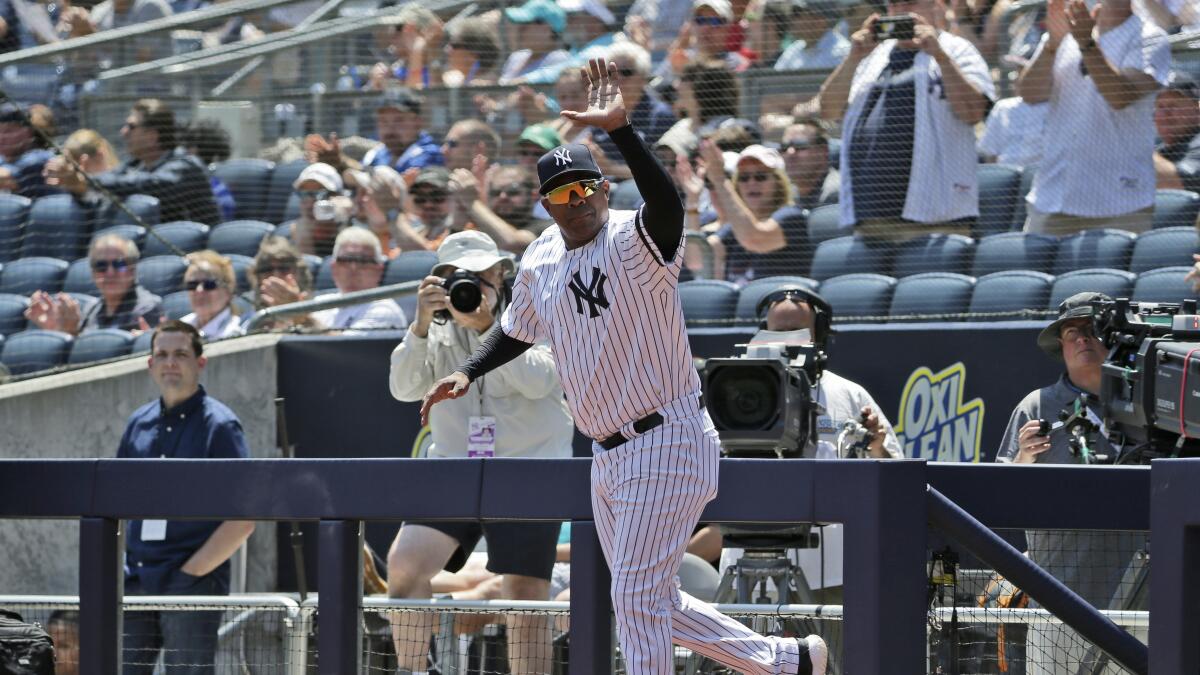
[500,207,700,441]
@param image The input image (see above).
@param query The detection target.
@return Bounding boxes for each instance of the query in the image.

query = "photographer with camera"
[387,230,573,675]
[818,0,992,242]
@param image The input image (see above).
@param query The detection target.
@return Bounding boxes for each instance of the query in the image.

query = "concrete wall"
[0,334,283,595]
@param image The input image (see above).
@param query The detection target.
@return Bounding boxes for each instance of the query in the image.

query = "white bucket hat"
[433,231,516,277]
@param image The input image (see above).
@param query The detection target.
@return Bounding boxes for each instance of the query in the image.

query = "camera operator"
[761,286,901,459]
[387,230,573,675]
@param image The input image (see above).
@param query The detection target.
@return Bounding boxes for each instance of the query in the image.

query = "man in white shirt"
[978,96,1049,169]
[310,228,407,333]
[774,0,851,71]
[819,0,994,242]
[1017,0,1170,235]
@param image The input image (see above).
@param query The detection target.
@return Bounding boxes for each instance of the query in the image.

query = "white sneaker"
[797,634,828,675]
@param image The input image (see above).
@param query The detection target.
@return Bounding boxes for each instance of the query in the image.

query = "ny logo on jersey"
[553,148,572,166]
[568,266,610,318]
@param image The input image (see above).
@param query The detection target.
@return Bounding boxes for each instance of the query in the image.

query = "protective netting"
[0,0,1197,377]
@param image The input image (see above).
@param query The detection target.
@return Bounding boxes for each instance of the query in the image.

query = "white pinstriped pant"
[591,403,802,675]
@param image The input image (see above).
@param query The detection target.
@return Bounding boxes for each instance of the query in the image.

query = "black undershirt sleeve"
[459,326,535,382]
[608,124,684,262]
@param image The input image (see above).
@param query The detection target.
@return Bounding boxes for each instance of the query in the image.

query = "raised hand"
[676,155,705,208]
[560,58,630,133]
[1066,0,1097,46]
[1045,0,1070,47]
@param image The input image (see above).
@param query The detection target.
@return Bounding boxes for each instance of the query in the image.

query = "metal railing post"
[79,517,122,675]
[569,520,611,675]
[318,519,362,674]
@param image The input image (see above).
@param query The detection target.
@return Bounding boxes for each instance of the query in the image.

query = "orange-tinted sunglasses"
[544,179,601,205]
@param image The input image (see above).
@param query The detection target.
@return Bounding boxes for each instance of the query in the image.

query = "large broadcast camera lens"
[435,271,484,322]
[707,366,781,431]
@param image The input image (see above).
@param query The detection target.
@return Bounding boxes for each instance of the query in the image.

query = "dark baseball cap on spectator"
[1165,71,1200,101]
[1036,292,1111,358]
[791,0,840,18]
[537,143,603,194]
[376,87,422,114]
[504,0,567,33]
[412,166,451,190]
[0,102,31,126]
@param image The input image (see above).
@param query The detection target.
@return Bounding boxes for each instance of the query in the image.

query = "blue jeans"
[123,570,225,675]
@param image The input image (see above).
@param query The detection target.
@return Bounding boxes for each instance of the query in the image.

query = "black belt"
[599,412,664,450]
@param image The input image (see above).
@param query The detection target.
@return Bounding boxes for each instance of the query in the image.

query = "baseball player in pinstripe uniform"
[420,59,828,675]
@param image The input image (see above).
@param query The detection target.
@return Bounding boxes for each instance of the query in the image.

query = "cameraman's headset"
[755,285,834,350]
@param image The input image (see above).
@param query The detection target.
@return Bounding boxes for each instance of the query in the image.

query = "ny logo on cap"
[553,148,572,166]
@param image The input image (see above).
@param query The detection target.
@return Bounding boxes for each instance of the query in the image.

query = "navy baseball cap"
[537,143,604,195]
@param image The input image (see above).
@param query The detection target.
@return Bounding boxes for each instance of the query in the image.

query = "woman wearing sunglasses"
[180,250,244,340]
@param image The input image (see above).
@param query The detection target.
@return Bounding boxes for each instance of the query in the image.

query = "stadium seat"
[274,222,294,241]
[1048,269,1136,309]
[383,250,439,286]
[0,257,69,295]
[893,234,975,277]
[63,258,99,295]
[131,330,155,354]
[208,220,275,258]
[161,290,193,320]
[967,270,1054,321]
[1013,168,1036,228]
[67,328,134,365]
[678,280,739,327]
[111,194,162,228]
[136,255,188,298]
[213,158,276,222]
[817,273,897,321]
[227,254,254,294]
[264,160,308,226]
[316,256,336,291]
[733,275,819,325]
[144,222,211,257]
[91,225,147,252]
[976,164,1023,236]
[22,194,94,260]
[1052,229,1136,275]
[0,293,28,336]
[805,204,844,249]
[0,193,31,263]
[1128,227,1199,274]
[809,236,891,281]
[1153,189,1200,230]
[888,273,975,322]
[610,180,645,210]
[971,232,1058,276]
[1132,267,1195,304]
[0,329,72,375]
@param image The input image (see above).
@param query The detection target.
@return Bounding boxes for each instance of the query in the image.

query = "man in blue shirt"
[362,88,444,174]
[0,102,53,198]
[117,320,254,675]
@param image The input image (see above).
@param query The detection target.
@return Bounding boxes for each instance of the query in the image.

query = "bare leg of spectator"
[386,525,459,672]
[504,574,553,675]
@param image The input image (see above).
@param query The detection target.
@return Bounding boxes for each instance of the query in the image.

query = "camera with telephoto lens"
[874,15,914,41]
[1092,298,1200,462]
[433,270,484,323]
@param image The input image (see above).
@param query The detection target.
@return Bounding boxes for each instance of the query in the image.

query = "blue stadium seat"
[805,204,843,249]
[0,293,28,336]
[265,160,308,226]
[893,234,975,277]
[136,256,188,298]
[734,275,819,325]
[91,225,147,252]
[67,328,134,365]
[0,257,69,295]
[131,330,155,354]
[0,329,72,375]
[0,193,31,263]
[967,270,1054,321]
[301,253,322,278]
[144,222,210,257]
[609,180,645,210]
[274,222,294,241]
[971,232,1057,276]
[213,159,276,222]
[22,194,94,260]
[809,236,890,281]
[976,163,1023,236]
[227,254,254,294]
[679,280,739,327]
[315,256,336,291]
[1132,267,1195,304]
[1153,189,1200,230]
[888,273,975,322]
[63,258,99,295]
[1053,229,1136,275]
[111,194,162,228]
[1013,168,1036,228]
[817,273,896,321]
[383,250,439,286]
[208,220,275,258]
[161,290,193,320]
[1049,269,1136,309]
[1128,227,1199,274]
